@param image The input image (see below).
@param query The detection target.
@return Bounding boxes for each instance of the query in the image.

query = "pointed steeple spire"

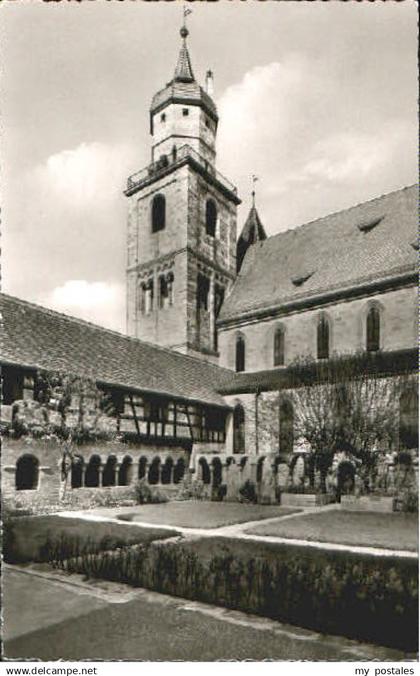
[236,183,267,272]
[174,22,195,83]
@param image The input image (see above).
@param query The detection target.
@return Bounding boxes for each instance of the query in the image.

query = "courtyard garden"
[4,514,177,563]
[112,501,299,528]
[245,509,419,552]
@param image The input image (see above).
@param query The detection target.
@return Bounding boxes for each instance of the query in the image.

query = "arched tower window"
[274,327,285,366]
[205,199,217,237]
[151,194,166,233]
[399,387,418,449]
[235,336,245,372]
[233,404,245,454]
[15,454,39,491]
[366,305,381,352]
[317,315,330,360]
[279,398,294,456]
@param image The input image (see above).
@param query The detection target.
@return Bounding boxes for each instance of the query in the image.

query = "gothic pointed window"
[399,387,418,449]
[279,398,294,456]
[233,404,245,454]
[235,335,245,372]
[151,194,166,233]
[205,199,217,237]
[274,327,285,366]
[366,306,380,352]
[317,315,330,360]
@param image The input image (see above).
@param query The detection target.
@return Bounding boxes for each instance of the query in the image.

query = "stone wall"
[218,285,417,372]
[2,437,189,515]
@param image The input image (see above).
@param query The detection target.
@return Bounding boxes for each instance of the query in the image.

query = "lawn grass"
[114,501,299,528]
[244,510,419,551]
[5,515,177,563]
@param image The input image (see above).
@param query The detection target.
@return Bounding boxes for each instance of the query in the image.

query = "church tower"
[126,23,240,362]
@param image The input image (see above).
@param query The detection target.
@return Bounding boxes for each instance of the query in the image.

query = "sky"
[1,0,418,333]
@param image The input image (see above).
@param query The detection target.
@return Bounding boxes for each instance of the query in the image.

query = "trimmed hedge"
[3,515,177,563]
[41,533,418,651]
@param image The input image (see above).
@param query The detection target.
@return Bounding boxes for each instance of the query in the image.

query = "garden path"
[56,504,418,559]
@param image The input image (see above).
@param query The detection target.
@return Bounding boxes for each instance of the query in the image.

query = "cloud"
[3,141,138,323]
[33,142,134,207]
[40,280,126,332]
[217,59,417,234]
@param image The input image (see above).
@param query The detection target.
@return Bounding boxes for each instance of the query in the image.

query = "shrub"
[134,479,168,505]
[238,479,257,504]
[176,479,206,501]
[134,479,153,504]
[43,536,418,652]
[399,486,419,513]
[212,483,227,502]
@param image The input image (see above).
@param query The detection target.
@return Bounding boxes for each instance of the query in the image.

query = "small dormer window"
[357,216,383,233]
[182,108,189,116]
[205,118,210,129]
[160,113,166,123]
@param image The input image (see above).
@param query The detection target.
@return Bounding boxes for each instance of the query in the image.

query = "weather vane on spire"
[181,6,192,39]
[251,175,259,206]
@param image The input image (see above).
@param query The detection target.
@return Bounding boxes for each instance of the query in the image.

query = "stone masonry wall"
[218,285,417,372]
[2,437,189,515]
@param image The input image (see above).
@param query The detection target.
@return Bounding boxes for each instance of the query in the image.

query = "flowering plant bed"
[281,492,333,507]
[340,495,395,513]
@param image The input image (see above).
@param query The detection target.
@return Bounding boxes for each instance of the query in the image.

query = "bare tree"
[289,353,411,493]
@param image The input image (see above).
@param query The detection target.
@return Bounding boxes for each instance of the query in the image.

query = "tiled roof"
[151,80,218,122]
[0,294,233,408]
[237,205,267,273]
[174,42,194,83]
[220,185,418,324]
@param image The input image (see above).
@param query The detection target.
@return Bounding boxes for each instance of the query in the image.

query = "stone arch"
[151,193,166,233]
[233,403,245,454]
[173,457,186,484]
[138,456,148,480]
[279,396,294,456]
[118,456,133,486]
[71,455,84,489]
[239,456,248,471]
[337,460,356,496]
[15,454,39,491]
[85,455,101,488]
[226,456,236,467]
[161,457,174,485]
[148,457,161,485]
[198,457,211,484]
[212,457,223,487]
[102,455,117,487]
